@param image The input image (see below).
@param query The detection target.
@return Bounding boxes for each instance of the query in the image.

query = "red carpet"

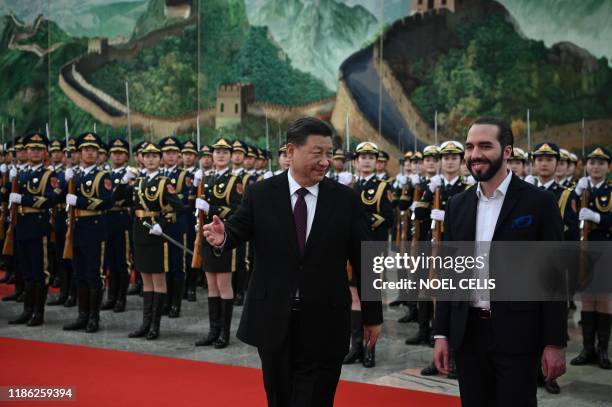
[0,337,460,406]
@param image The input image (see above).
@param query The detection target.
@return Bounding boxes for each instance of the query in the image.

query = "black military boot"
[343,310,364,364]
[64,275,77,307]
[362,345,376,368]
[48,267,69,306]
[8,281,35,324]
[27,282,48,327]
[113,272,130,313]
[85,289,103,333]
[168,277,184,318]
[571,311,597,365]
[596,312,611,370]
[63,288,90,330]
[398,302,418,323]
[101,272,118,311]
[127,271,141,296]
[162,277,173,316]
[213,298,234,349]
[146,292,165,340]
[186,268,198,302]
[3,270,24,302]
[129,291,153,338]
[195,297,221,346]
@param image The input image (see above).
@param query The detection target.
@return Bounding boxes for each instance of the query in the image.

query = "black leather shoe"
[8,282,34,324]
[85,289,102,333]
[187,289,196,302]
[234,293,244,306]
[362,346,376,368]
[113,299,126,313]
[420,362,438,376]
[544,380,561,394]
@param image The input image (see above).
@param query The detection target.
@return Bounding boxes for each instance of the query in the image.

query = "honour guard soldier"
[508,147,528,178]
[97,142,110,171]
[159,136,192,318]
[199,145,214,173]
[565,152,579,188]
[62,133,113,333]
[326,148,353,185]
[243,145,258,177]
[113,142,185,340]
[194,137,243,349]
[230,139,250,306]
[375,150,391,181]
[412,141,468,378]
[182,140,200,302]
[47,140,73,306]
[61,138,80,307]
[571,147,611,370]
[343,142,394,368]
[100,138,132,313]
[127,141,147,297]
[7,132,58,326]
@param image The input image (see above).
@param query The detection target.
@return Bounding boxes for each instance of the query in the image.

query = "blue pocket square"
[512,215,533,230]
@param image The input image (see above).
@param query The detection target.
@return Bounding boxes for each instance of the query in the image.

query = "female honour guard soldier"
[113,142,185,340]
[194,138,243,349]
[343,141,394,368]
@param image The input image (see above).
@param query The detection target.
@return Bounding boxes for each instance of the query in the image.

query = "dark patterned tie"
[293,188,309,255]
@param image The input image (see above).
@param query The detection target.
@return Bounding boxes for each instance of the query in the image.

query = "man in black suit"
[203,117,383,407]
[433,117,567,407]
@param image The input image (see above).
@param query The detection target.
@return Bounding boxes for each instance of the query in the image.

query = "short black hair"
[286,117,334,146]
[470,117,513,149]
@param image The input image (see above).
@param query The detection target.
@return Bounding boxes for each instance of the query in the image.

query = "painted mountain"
[246,0,380,90]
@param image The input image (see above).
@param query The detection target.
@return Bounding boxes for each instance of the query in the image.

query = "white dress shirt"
[472,170,513,309]
[80,164,97,176]
[537,178,554,189]
[287,169,319,242]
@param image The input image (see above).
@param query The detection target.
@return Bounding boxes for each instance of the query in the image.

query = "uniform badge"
[114,178,120,184]
[237,183,244,194]
[368,189,375,195]
[387,190,393,202]
[151,186,157,192]
[86,180,92,186]
[104,179,112,190]
[185,177,192,187]
[166,184,176,193]
[219,183,225,189]
[571,199,577,213]
[50,177,59,189]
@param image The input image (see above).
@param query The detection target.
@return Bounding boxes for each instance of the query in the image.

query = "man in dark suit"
[203,117,383,407]
[433,117,567,407]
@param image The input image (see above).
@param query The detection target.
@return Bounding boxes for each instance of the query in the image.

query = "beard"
[468,153,503,182]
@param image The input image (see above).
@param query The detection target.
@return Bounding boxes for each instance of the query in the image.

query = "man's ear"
[503,145,513,160]
[286,143,295,160]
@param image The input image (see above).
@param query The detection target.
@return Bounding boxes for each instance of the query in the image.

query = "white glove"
[574,176,589,196]
[410,202,418,212]
[411,174,421,186]
[9,167,17,182]
[0,163,7,174]
[121,170,136,184]
[524,174,537,185]
[395,174,408,186]
[428,174,443,193]
[465,175,476,185]
[263,171,273,179]
[338,172,353,185]
[149,223,163,236]
[194,169,204,187]
[195,198,210,213]
[64,167,74,182]
[430,208,445,222]
[579,208,600,224]
[8,192,22,205]
[66,193,77,206]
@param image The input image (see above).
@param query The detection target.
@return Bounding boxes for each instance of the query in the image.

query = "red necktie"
[293,188,309,255]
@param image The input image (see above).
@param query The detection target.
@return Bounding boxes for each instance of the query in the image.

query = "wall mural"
[0,0,610,160]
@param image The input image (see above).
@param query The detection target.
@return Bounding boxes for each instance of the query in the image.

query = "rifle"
[191,181,205,269]
[2,177,18,255]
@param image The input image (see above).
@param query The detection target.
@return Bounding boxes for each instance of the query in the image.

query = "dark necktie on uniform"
[293,188,309,255]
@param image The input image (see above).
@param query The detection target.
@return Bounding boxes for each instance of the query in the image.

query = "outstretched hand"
[203,215,225,247]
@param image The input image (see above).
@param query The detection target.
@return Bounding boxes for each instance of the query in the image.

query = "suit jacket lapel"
[271,172,300,258]
[303,178,335,258]
[493,174,522,240]
[464,188,478,241]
